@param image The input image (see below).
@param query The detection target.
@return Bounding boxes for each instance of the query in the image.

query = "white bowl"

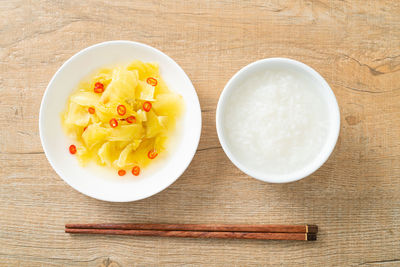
[216,58,340,183]
[39,41,202,202]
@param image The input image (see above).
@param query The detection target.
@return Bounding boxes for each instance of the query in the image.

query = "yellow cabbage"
[61,60,184,175]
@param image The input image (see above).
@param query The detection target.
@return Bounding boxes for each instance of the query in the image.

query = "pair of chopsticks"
[65,223,318,241]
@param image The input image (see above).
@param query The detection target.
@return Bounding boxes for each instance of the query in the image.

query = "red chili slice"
[88,107,95,114]
[109,118,118,128]
[83,126,88,131]
[117,105,126,116]
[143,101,152,112]
[146,77,158,86]
[94,82,104,93]
[126,116,136,124]
[132,166,140,176]
[118,170,126,176]
[69,145,77,154]
[147,149,158,159]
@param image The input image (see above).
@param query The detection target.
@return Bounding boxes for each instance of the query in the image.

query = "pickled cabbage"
[61,60,184,175]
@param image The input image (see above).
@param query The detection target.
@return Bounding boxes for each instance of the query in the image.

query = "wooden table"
[1,1,399,266]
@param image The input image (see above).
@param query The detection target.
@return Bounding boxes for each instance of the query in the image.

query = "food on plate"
[61,60,184,176]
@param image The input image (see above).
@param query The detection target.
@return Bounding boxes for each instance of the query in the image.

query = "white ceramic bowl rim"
[216,57,340,183]
[39,40,202,201]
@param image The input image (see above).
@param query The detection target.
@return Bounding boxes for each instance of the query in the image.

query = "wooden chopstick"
[65,223,318,234]
[65,228,317,241]
[65,224,318,241]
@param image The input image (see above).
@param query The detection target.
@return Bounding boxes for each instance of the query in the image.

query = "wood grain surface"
[1,0,400,266]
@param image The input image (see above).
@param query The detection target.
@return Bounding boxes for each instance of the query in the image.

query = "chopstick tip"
[307,225,318,234]
[307,233,317,241]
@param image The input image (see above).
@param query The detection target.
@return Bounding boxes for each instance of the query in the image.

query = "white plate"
[39,41,202,202]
